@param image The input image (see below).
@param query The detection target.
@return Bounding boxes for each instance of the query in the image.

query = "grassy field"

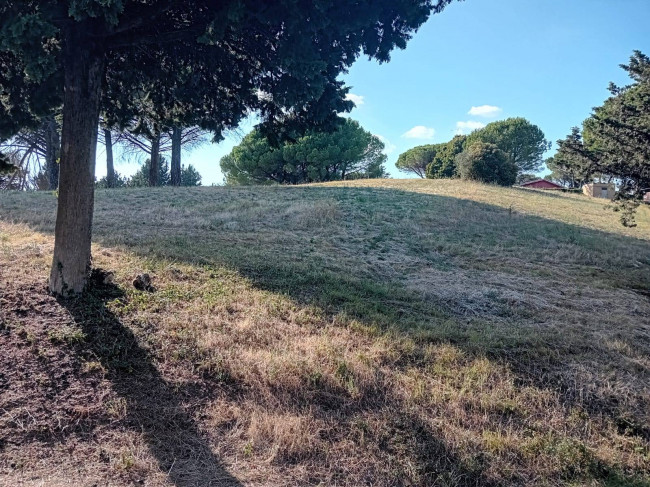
[1,178,649,486]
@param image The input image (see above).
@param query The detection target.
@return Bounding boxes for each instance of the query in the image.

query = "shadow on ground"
[59,272,241,487]
[2,185,649,484]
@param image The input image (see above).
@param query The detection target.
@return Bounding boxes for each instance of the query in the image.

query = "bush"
[425,135,466,179]
[180,164,202,186]
[128,158,171,187]
[95,159,203,188]
[96,171,129,189]
[221,120,387,185]
[456,142,517,186]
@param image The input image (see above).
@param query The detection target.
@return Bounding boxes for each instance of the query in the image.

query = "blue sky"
[97,0,650,184]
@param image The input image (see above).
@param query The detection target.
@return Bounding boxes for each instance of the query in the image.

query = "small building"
[582,182,616,199]
[644,191,650,204]
[519,179,564,190]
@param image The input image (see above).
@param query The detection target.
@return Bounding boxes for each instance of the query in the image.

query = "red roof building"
[519,179,564,190]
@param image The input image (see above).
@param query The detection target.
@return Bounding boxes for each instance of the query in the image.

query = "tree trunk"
[49,26,105,296]
[149,133,160,186]
[104,128,115,188]
[45,117,60,190]
[170,126,182,186]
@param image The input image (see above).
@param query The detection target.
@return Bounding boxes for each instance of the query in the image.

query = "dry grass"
[322,178,650,237]
[1,179,649,486]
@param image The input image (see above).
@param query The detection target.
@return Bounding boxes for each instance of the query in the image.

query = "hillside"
[1,179,649,486]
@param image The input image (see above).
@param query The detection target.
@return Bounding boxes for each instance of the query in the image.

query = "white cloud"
[455,120,486,135]
[468,105,502,117]
[345,93,365,106]
[401,125,435,139]
[375,134,397,155]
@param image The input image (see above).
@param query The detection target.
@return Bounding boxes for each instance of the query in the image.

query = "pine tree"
[1,0,455,295]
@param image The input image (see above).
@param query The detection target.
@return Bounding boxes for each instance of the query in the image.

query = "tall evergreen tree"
[1,0,455,295]
[425,135,466,178]
[221,119,387,185]
[465,118,550,174]
[581,51,650,198]
[396,144,438,178]
[545,127,595,188]
[552,51,650,226]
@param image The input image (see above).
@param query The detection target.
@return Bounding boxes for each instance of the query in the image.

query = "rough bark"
[170,126,182,186]
[45,117,60,190]
[149,133,160,187]
[49,25,105,296]
[104,128,115,188]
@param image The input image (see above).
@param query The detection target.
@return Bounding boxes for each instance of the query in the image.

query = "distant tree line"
[96,158,202,188]
[221,119,388,185]
[397,117,549,186]
[1,116,205,190]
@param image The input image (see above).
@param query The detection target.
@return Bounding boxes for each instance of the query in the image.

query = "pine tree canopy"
[1,0,457,295]
[1,0,455,140]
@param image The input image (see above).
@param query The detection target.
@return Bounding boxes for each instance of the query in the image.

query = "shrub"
[456,142,517,186]
[96,171,129,189]
[180,164,202,186]
[425,135,466,179]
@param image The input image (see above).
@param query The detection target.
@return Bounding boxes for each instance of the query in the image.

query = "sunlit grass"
[1,179,649,486]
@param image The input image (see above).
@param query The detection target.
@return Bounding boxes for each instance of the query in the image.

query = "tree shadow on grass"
[2,185,650,483]
[53,274,493,486]
[58,273,241,487]
[168,187,650,441]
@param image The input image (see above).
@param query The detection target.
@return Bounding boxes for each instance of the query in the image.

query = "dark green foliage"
[553,51,650,226]
[0,0,455,143]
[425,135,466,179]
[180,164,202,187]
[516,173,539,185]
[129,159,171,188]
[0,11,61,138]
[397,145,438,178]
[465,118,550,173]
[0,151,21,189]
[96,159,201,188]
[0,151,12,174]
[456,142,517,186]
[612,200,641,228]
[221,119,387,185]
[398,136,467,179]
[582,51,650,197]
[545,129,594,188]
[95,171,129,189]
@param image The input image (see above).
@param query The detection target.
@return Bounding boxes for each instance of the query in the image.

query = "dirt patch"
[0,274,239,486]
[0,281,121,483]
